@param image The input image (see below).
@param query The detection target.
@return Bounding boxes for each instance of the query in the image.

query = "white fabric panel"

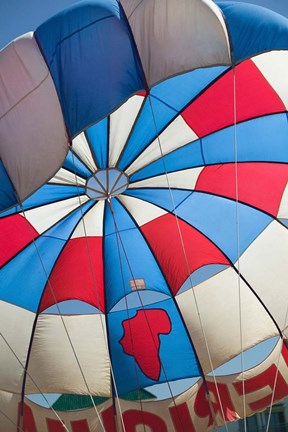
[278,182,288,219]
[118,195,166,226]
[26,313,111,396]
[129,167,204,190]
[0,391,20,432]
[0,33,68,201]
[109,95,144,167]
[176,267,277,374]
[72,132,97,172]
[72,200,105,238]
[252,51,288,109]
[126,115,198,176]
[23,195,89,234]
[121,0,231,86]
[48,167,86,186]
[0,302,35,394]
[237,221,288,331]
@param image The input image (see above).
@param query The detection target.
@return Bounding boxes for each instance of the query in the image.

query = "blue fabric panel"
[130,189,272,263]
[124,189,193,214]
[0,201,93,311]
[35,0,145,138]
[111,290,170,311]
[118,95,178,171]
[63,151,92,179]
[117,67,227,172]
[0,160,18,212]
[0,185,86,217]
[86,117,108,168]
[176,193,272,262]
[217,2,288,63]
[151,66,228,112]
[104,199,171,311]
[281,219,288,228]
[130,140,205,182]
[130,114,288,182]
[118,67,227,170]
[203,114,288,165]
[107,299,201,394]
[179,264,229,293]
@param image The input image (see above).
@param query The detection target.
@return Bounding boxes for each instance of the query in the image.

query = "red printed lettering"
[123,409,168,432]
[234,364,288,411]
[169,402,196,432]
[102,405,117,432]
[18,403,37,432]
[71,419,91,432]
[281,341,288,367]
[47,418,66,432]
[194,382,237,427]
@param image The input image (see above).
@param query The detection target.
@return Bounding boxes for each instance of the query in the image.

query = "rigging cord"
[19,198,106,432]
[109,198,188,432]
[0,332,69,432]
[232,67,247,431]
[108,198,147,432]
[265,296,288,431]
[70,149,126,432]
[0,406,23,432]
[0,70,50,123]
[147,94,228,432]
[265,338,284,432]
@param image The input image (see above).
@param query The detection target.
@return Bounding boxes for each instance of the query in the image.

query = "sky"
[0,0,288,49]
[1,0,288,407]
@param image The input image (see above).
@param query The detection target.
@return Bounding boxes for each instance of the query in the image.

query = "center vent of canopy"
[86,169,129,200]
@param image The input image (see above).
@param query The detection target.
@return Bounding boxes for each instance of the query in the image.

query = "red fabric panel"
[182,60,285,137]
[141,214,229,295]
[0,214,38,267]
[196,163,288,216]
[40,237,105,312]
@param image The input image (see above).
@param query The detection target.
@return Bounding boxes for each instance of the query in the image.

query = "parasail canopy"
[0,0,288,431]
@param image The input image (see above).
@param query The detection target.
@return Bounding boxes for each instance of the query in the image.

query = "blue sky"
[0,0,287,404]
[0,0,288,49]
